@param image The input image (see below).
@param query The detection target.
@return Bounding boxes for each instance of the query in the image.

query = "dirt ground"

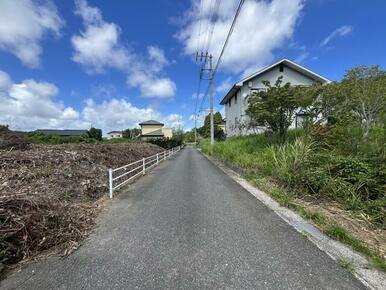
[0,142,165,269]
[295,198,386,259]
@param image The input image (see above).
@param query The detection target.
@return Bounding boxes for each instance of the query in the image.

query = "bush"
[269,137,314,186]
[27,132,97,144]
[103,138,134,144]
[146,138,182,149]
[198,130,385,227]
[87,127,102,141]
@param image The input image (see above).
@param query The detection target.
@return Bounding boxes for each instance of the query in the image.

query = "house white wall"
[107,132,123,139]
[224,64,319,137]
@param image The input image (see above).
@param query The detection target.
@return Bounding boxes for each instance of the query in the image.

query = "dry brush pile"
[0,142,164,268]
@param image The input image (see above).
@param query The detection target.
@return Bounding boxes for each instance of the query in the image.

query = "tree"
[122,128,141,139]
[172,127,184,143]
[197,112,225,140]
[246,76,315,144]
[88,127,102,141]
[317,65,386,138]
[342,66,386,136]
[0,124,10,136]
[183,130,195,143]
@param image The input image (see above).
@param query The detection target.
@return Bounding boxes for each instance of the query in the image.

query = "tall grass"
[270,137,314,186]
[198,129,386,270]
[199,129,385,227]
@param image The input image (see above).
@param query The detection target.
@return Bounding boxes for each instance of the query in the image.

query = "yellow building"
[139,120,173,140]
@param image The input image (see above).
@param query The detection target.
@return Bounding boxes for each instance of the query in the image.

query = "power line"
[213,0,245,78]
[194,0,244,144]
[204,0,222,53]
[198,83,210,115]
[198,0,245,117]
[196,0,204,53]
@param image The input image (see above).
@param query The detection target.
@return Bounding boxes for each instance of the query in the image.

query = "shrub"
[270,137,314,186]
[87,127,102,141]
[27,132,96,144]
[199,131,385,227]
[147,138,182,149]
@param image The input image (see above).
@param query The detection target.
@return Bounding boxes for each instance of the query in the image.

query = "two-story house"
[139,120,173,140]
[220,59,330,137]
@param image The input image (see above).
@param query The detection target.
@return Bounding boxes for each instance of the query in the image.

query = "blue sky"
[0,0,385,133]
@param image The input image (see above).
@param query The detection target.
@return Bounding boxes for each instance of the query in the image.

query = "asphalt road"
[1,147,366,290]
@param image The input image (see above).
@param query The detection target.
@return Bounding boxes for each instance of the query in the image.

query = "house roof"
[139,120,164,126]
[141,129,164,137]
[220,58,331,105]
[35,129,88,136]
[107,131,122,134]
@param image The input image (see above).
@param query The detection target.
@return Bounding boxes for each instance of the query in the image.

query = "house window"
[234,94,237,104]
[279,64,284,72]
[250,88,267,95]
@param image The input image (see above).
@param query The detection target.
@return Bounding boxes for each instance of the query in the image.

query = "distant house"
[220,58,330,137]
[35,129,88,137]
[139,120,173,140]
[218,119,226,132]
[107,131,123,139]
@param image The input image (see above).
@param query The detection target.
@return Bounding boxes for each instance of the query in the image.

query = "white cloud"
[0,69,183,132]
[192,92,204,100]
[0,71,82,131]
[127,71,176,99]
[71,0,130,73]
[0,71,12,91]
[147,46,169,71]
[0,0,64,68]
[176,0,304,75]
[215,77,233,93]
[321,25,353,46]
[164,114,184,129]
[82,98,161,131]
[72,0,176,98]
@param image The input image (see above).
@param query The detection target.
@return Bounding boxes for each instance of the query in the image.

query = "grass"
[199,133,386,272]
[246,174,386,272]
[338,259,355,273]
[199,129,385,226]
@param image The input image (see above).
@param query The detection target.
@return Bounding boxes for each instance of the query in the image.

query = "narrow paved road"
[1,147,365,290]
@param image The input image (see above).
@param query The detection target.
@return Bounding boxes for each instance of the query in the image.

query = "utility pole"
[209,55,214,145]
[196,52,214,145]
[194,113,197,145]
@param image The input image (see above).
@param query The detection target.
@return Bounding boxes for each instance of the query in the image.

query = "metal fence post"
[109,168,113,199]
[142,158,145,175]
[156,153,159,165]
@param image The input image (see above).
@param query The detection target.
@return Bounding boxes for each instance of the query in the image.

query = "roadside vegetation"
[199,65,386,271]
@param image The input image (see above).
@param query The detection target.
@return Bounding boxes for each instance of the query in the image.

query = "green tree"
[184,130,195,143]
[122,128,141,139]
[172,127,184,143]
[0,124,10,135]
[246,76,315,144]
[88,127,102,141]
[342,66,386,136]
[198,112,225,140]
[317,65,386,138]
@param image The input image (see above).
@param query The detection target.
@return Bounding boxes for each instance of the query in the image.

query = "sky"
[0,0,386,134]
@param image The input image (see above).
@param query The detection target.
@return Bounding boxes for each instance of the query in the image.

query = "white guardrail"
[108,145,182,198]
